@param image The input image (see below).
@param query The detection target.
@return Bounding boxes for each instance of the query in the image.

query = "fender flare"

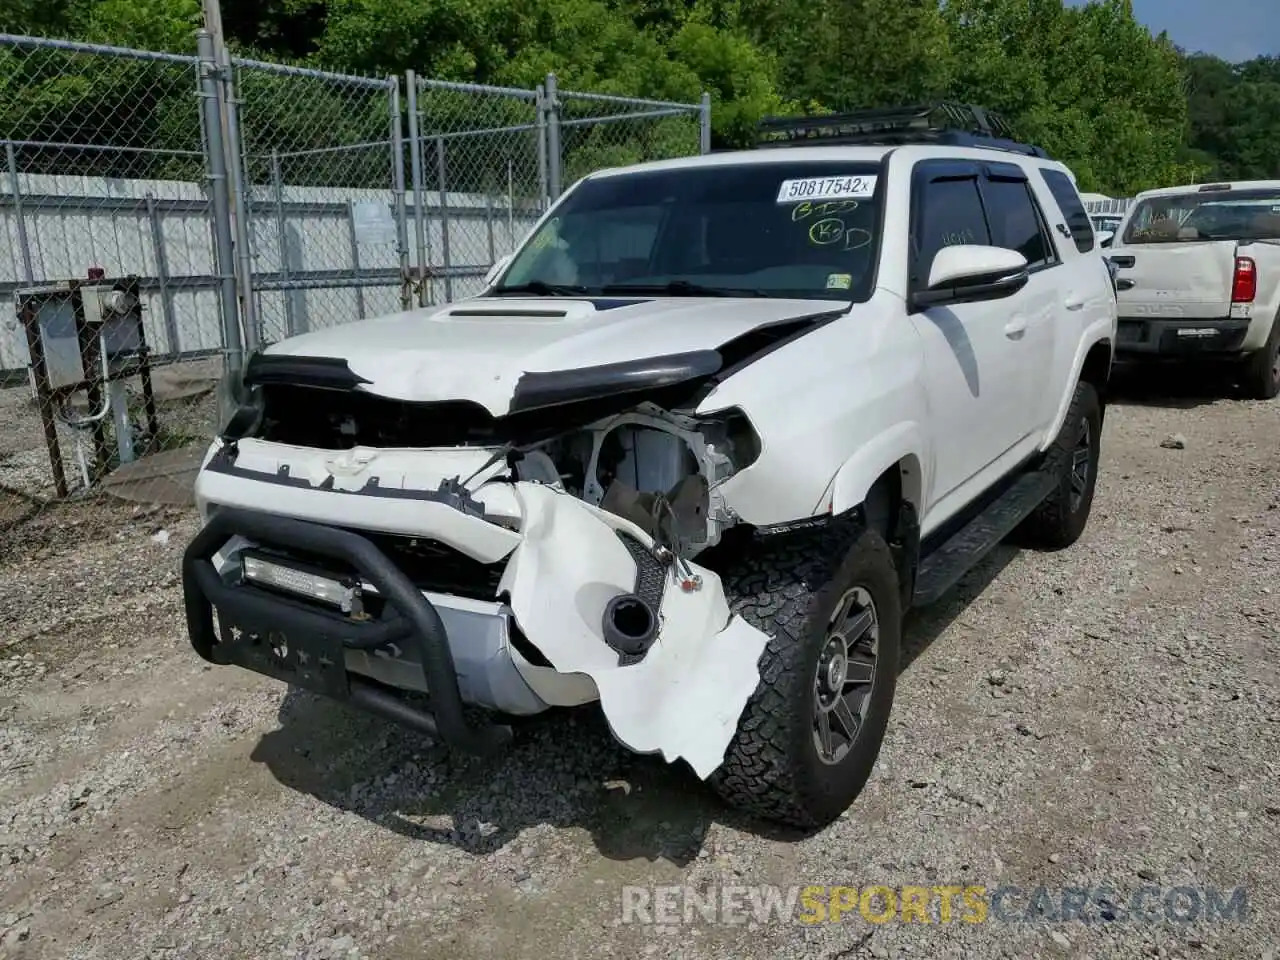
[820,420,926,517]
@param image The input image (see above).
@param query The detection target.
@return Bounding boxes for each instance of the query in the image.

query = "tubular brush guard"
[182,506,512,755]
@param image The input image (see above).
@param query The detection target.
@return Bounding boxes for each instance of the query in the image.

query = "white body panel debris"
[499,483,769,778]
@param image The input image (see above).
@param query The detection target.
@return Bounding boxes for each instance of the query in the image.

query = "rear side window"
[913,176,992,283]
[1039,169,1095,254]
[982,177,1056,269]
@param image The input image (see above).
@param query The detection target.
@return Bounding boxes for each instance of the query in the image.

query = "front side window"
[1122,190,1280,244]
[494,162,885,302]
[913,176,991,283]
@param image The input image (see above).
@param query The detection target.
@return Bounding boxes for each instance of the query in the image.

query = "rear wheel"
[709,522,902,829]
[1016,379,1102,550]
[1241,319,1280,400]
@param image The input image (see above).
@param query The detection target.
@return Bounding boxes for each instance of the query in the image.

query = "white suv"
[183,105,1117,828]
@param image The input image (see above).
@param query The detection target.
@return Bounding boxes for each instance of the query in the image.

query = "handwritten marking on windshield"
[808,218,873,251]
[809,218,845,245]
[792,199,859,222]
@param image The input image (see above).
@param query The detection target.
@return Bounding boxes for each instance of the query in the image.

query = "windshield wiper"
[600,280,769,298]
[492,281,590,296]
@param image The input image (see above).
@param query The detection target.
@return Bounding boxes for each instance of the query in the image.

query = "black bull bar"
[182,506,513,754]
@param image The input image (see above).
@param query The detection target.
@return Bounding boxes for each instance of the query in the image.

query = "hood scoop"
[438,297,601,322]
[447,306,569,318]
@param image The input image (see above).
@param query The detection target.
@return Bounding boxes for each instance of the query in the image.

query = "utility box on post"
[18,274,160,498]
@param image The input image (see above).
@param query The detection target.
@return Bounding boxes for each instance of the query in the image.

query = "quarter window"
[1039,169,1095,254]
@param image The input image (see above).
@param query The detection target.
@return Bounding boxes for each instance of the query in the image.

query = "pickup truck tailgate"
[1110,243,1238,320]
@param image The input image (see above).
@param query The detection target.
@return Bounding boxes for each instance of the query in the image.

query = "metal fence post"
[197,29,245,416]
[269,151,297,336]
[144,192,180,355]
[219,56,259,351]
[435,136,453,303]
[346,201,367,319]
[389,76,411,311]
[405,70,428,307]
[4,141,35,283]
[545,73,562,201]
[485,193,496,266]
[535,83,549,210]
[700,92,712,155]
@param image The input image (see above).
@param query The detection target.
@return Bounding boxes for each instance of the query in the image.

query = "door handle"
[1064,296,1085,311]
[1004,317,1027,337]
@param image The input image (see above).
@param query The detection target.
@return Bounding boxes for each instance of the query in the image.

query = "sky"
[1067,0,1280,62]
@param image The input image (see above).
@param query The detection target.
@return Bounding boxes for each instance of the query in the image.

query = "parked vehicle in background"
[1091,214,1124,246]
[1106,180,1280,399]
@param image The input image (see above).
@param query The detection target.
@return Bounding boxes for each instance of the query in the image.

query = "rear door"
[978,161,1062,439]
[907,160,1027,506]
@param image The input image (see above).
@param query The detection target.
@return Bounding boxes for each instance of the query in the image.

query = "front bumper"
[1115,317,1250,357]
[184,506,521,755]
[185,440,771,777]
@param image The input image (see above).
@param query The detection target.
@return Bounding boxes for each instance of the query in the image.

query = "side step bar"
[911,469,1059,607]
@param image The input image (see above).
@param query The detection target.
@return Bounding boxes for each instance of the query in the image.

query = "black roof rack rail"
[755,103,1051,159]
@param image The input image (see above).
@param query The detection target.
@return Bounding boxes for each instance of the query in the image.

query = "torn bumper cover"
[183,462,770,779]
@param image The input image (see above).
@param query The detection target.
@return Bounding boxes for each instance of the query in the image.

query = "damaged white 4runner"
[184,104,1118,828]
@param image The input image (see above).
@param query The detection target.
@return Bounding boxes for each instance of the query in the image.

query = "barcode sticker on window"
[776,176,878,204]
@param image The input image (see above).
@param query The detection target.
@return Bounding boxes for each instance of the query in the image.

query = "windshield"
[493,161,884,301]
[1122,189,1280,244]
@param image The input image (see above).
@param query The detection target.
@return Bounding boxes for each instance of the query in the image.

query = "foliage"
[1182,53,1280,183]
[1,0,1277,197]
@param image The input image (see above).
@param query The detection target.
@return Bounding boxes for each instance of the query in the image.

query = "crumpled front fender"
[499,482,769,779]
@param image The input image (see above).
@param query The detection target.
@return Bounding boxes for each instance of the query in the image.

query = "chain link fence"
[0,34,219,523]
[0,31,709,523]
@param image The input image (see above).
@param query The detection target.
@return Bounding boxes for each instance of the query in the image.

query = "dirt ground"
[1,369,1278,960]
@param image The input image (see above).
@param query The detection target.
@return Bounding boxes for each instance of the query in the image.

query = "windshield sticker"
[826,273,852,290]
[777,176,878,204]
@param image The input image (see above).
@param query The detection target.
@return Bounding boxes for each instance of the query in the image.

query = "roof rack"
[755,103,1051,159]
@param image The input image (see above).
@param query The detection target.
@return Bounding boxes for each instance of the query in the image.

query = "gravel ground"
[1,370,1278,960]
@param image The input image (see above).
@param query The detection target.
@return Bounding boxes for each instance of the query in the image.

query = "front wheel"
[709,523,902,829]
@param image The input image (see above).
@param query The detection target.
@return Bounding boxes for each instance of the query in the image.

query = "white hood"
[263,296,839,415]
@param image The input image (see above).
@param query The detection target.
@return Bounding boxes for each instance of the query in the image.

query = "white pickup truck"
[1106,180,1280,399]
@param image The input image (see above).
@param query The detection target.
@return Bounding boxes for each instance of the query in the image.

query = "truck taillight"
[1232,256,1256,303]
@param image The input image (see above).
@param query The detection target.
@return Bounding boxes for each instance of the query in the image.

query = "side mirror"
[1098,230,1114,248]
[484,254,512,287]
[911,245,1029,311]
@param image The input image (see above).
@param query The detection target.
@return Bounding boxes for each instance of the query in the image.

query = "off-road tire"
[1241,318,1280,401]
[709,522,902,829]
[1017,379,1102,550]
